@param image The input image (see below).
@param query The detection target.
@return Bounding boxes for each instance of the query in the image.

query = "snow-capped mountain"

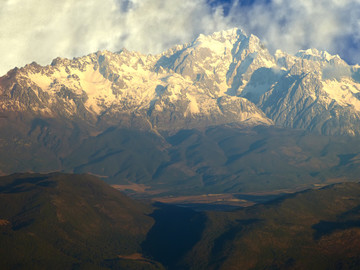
[2,28,360,193]
[1,28,360,135]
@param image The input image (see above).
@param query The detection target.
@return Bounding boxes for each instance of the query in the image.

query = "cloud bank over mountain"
[230,0,360,64]
[0,0,229,75]
[0,0,359,75]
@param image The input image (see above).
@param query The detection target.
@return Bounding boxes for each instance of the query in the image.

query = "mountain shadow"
[142,202,206,269]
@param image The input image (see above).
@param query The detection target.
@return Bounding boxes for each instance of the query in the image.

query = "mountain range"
[1,28,360,195]
[2,28,360,134]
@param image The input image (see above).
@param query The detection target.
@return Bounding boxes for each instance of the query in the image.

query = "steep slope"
[0,173,162,269]
[182,182,360,270]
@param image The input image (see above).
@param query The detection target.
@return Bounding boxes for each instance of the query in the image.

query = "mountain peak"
[296,48,344,64]
[209,27,246,41]
[190,27,247,53]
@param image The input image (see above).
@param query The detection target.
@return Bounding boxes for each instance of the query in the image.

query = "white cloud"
[0,0,229,75]
[0,0,359,76]
[228,0,360,64]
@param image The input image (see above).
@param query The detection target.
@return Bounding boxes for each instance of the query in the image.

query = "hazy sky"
[0,0,359,75]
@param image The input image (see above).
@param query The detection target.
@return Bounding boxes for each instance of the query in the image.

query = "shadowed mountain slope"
[1,121,360,196]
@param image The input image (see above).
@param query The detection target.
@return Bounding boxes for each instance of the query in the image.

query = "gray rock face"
[1,28,360,135]
[244,49,360,136]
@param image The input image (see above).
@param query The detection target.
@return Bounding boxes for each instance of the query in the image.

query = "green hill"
[0,173,162,269]
[182,182,360,270]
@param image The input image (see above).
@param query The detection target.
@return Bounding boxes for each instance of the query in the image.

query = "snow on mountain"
[1,27,360,135]
[295,48,345,64]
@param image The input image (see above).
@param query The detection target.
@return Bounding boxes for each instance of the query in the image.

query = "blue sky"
[0,0,359,75]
